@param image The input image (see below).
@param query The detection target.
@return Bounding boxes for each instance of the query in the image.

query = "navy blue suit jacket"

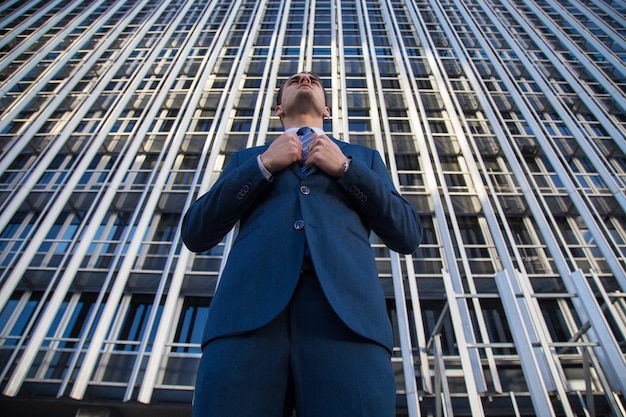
[181,137,422,352]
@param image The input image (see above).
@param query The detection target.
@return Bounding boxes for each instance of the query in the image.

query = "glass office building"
[0,0,625,415]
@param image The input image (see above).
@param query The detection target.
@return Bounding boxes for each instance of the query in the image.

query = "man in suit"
[182,71,422,417]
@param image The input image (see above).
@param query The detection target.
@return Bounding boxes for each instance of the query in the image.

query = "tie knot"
[297,127,313,136]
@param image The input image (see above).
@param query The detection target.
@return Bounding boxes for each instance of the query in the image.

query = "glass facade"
[0,0,625,416]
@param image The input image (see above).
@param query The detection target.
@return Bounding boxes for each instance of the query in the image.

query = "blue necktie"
[297,127,313,173]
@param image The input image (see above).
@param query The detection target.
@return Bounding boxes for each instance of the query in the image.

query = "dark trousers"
[192,262,396,417]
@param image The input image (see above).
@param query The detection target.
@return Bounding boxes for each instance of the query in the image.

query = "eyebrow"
[287,73,321,83]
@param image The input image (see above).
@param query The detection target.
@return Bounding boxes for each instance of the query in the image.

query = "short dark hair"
[275,71,326,106]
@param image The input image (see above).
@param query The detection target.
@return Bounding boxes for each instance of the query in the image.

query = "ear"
[275,105,284,118]
[323,106,331,118]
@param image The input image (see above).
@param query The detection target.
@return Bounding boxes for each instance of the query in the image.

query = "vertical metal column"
[569,269,626,394]
[495,270,560,416]
[391,252,422,417]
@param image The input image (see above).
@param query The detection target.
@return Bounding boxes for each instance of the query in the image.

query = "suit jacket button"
[294,220,305,230]
[300,185,310,195]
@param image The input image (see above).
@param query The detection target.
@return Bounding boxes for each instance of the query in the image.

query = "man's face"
[275,73,329,119]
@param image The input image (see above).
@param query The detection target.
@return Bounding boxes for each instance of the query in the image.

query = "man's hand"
[306,133,348,178]
[259,132,303,173]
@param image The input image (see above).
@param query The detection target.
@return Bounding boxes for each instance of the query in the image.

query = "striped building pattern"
[0,0,625,415]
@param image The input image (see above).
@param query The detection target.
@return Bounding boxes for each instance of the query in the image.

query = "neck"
[282,115,324,130]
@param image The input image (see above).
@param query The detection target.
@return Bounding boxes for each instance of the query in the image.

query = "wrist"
[336,157,351,178]
[342,157,352,173]
[259,153,274,173]
[257,154,273,180]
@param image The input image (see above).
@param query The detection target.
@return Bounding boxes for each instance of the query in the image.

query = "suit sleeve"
[181,151,271,252]
[337,150,422,254]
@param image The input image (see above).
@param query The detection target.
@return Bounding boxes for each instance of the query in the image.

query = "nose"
[299,75,312,85]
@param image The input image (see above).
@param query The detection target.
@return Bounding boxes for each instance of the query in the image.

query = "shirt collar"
[286,127,325,135]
